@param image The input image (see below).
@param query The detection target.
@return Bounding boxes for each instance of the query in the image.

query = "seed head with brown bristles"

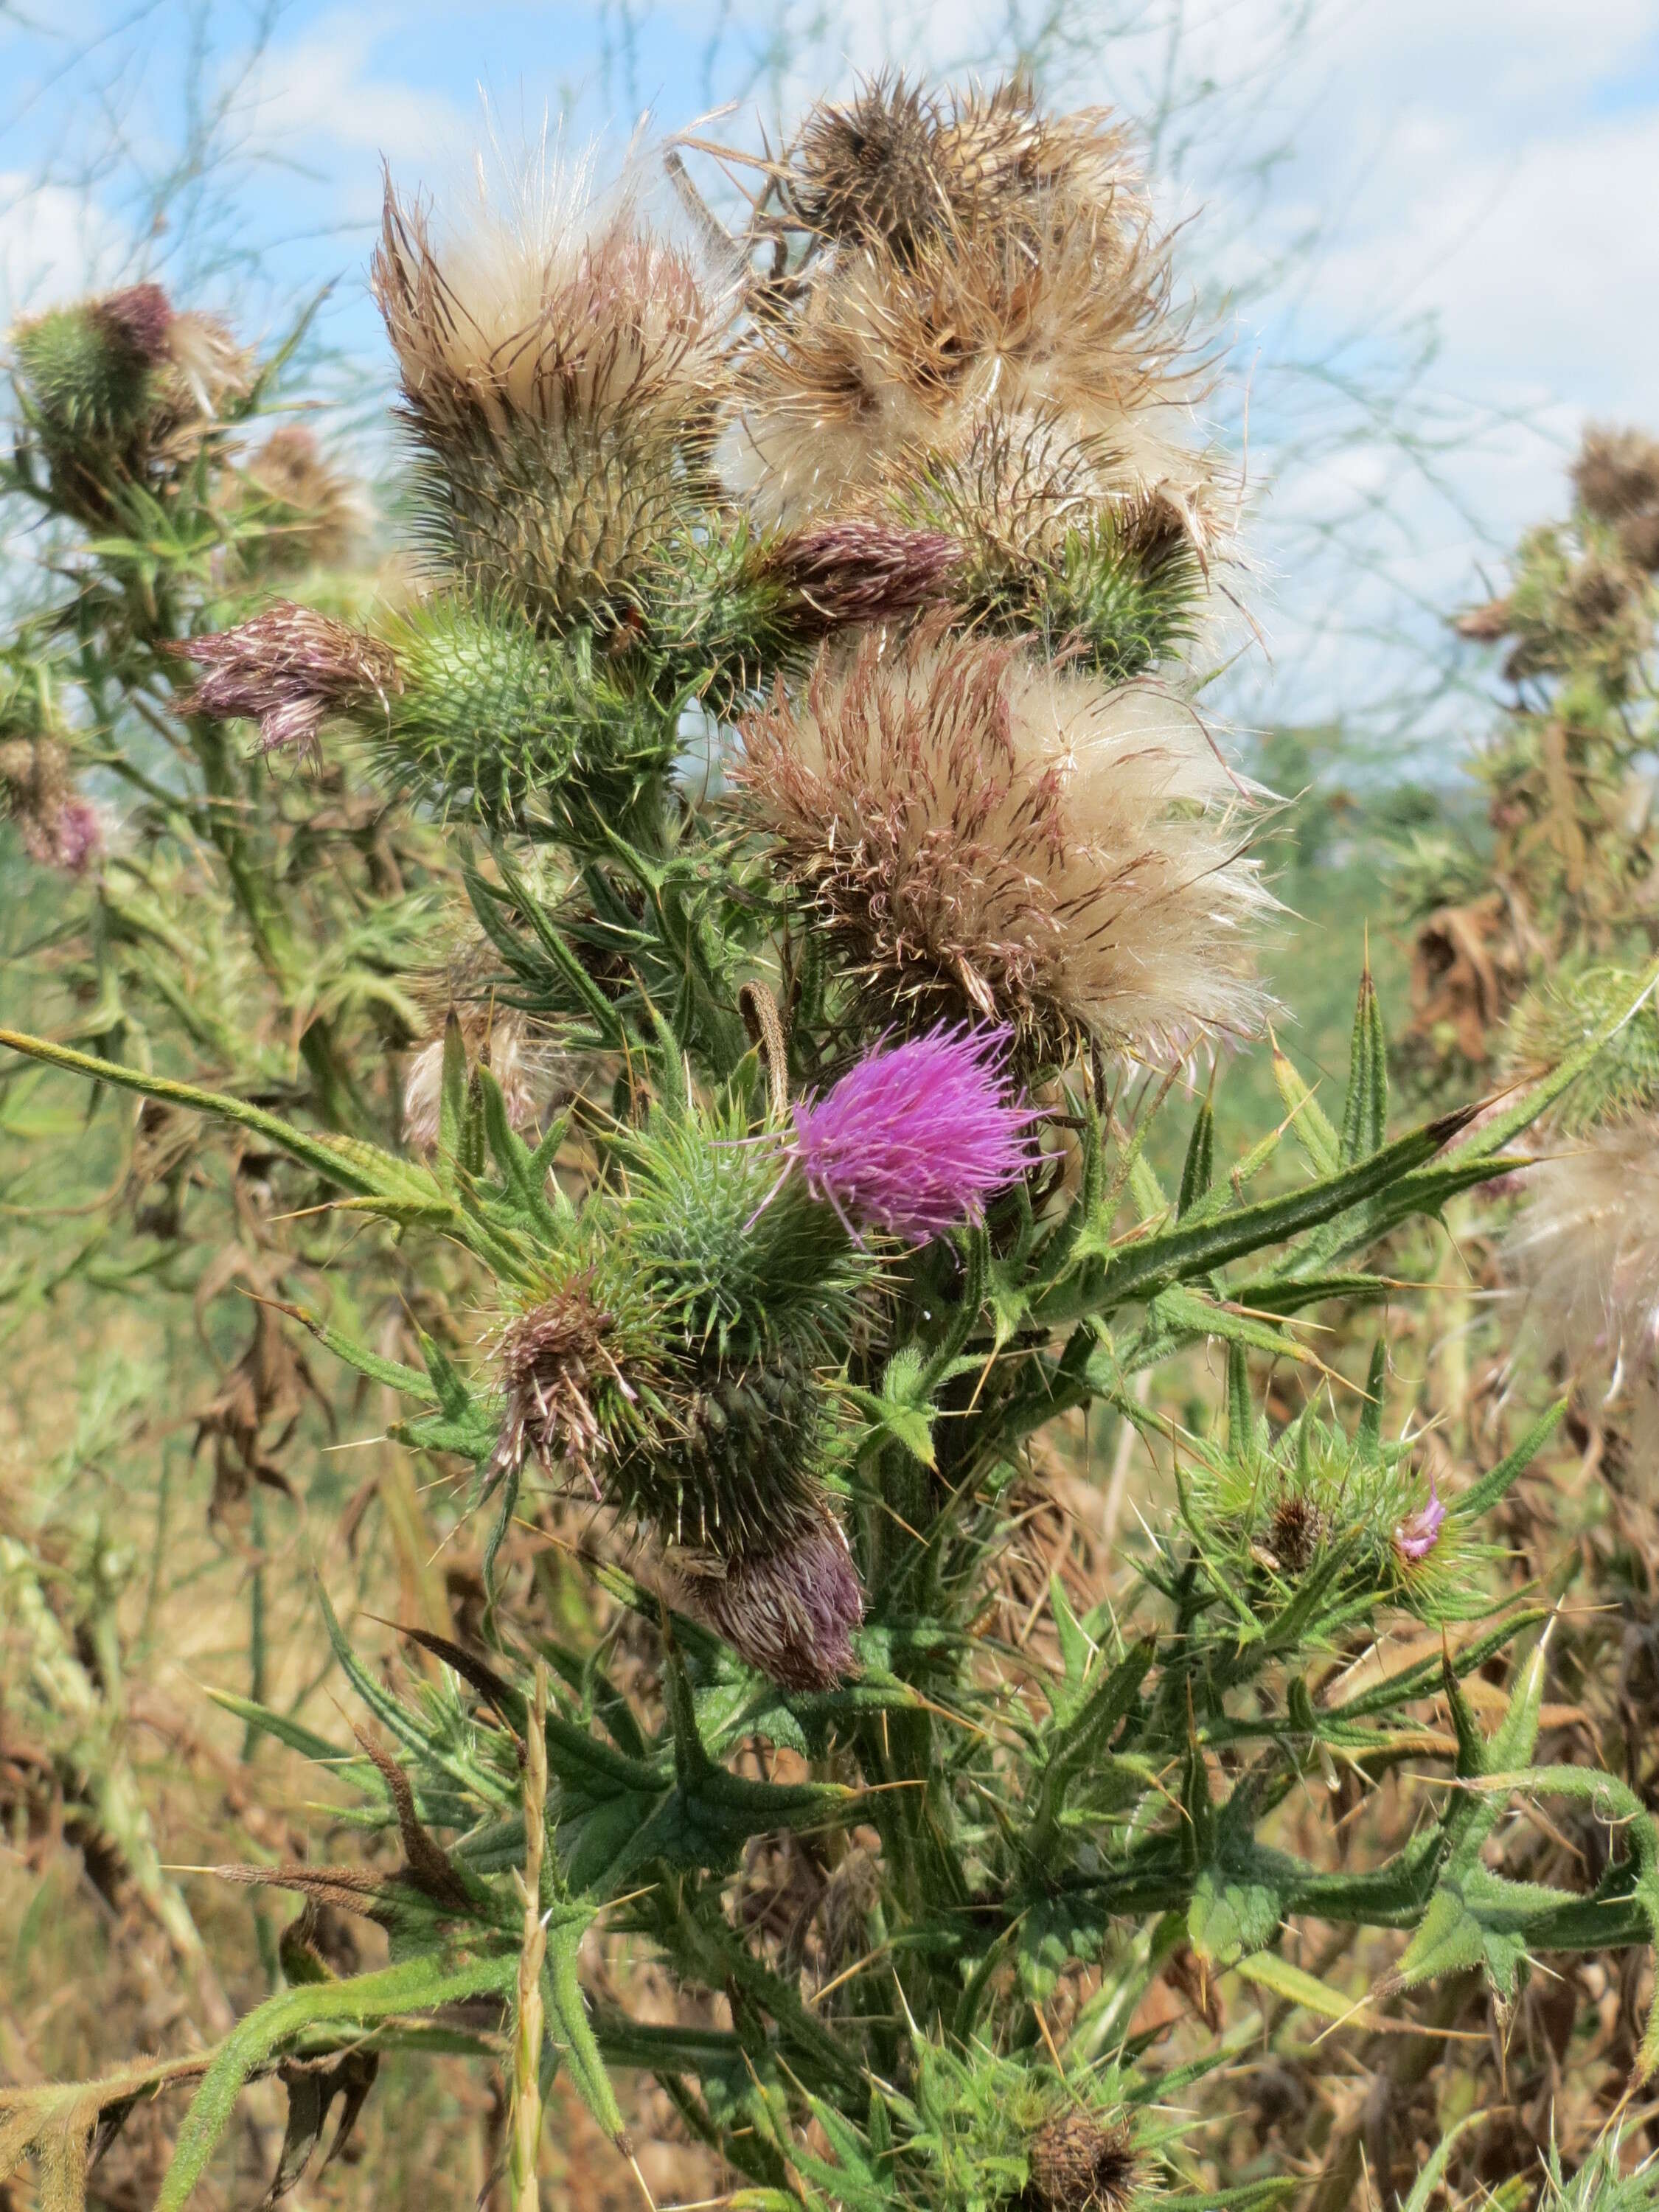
[736,624,1272,1065]
[1025,2109,1142,2212]
[1573,423,1659,571]
[720,87,1224,551]
[372,146,730,629]
[239,425,366,574]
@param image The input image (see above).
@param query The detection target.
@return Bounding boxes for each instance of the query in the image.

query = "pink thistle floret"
[1393,1480,1446,1566]
[789,1023,1037,1242]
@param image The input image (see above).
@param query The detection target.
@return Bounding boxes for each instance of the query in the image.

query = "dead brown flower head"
[1573,423,1659,571]
[737,626,1271,1063]
[1025,2109,1141,2212]
[492,1279,619,1495]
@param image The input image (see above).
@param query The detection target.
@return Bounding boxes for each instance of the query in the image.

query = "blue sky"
[2,0,1657,737]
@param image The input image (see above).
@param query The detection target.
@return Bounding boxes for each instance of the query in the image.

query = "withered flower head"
[780,74,1137,257]
[173,602,401,757]
[372,144,728,626]
[403,936,570,1153]
[765,517,964,630]
[737,626,1272,1064]
[1026,2109,1141,2212]
[241,424,366,572]
[673,1507,864,1690]
[1573,423,1659,568]
[720,111,1223,548]
[493,1279,619,1494]
[1265,1490,1326,1576]
[1506,1116,1659,1445]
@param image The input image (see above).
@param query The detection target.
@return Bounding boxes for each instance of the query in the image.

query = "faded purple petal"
[681,1515,864,1689]
[789,1023,1037,1241]
[173,602,400,757]
[52,796,104,874]
[1393,1480,1446,1565]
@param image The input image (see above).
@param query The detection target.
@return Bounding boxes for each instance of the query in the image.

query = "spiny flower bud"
[674,1507,863,1689]
[788,1024,1037,1241]
[1025,2109,1141,2212]
[738,626,1272,1064]
[173,602,400,757]
[373,148,727,630]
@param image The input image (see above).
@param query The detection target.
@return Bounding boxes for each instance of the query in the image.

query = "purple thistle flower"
[789,1023,1037,1242]
[678,1513,864,1690]
[1393,1480,1447,1566]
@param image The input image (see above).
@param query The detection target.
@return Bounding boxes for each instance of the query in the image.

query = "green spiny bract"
[372,594,679,838]
[409,406,702,635]
[611,1099,872,1367]
[10,291,165,445]
[1505,964,1659,1133]
[889,422,1206,678]
[897,2048,1158,2212]
[1180,1400,1478,1630]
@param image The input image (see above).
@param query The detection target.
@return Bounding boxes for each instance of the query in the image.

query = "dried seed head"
[493,1279,618,1492]
[1266,1491,1326,1576]
[674,1507,863,1689]
[1573,424,1659,571]
[779,74,1137,257]
[173,602,401,757]
[403,1012,541,1153]
[721,114,1223,547]
[240,425,366,572]
[737,627,1272,1063]
[789,1023,1037,1239]
[1506,1116,1659,1443]
[1026,2110,1141,2212]
[372,147,727,626]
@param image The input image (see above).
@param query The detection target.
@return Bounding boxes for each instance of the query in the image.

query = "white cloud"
[0,173,131,323]
[243,10,465,163]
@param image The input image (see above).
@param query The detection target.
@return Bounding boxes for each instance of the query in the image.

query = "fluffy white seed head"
[739,627,1273,1062]
[1506,1116,1659,1448]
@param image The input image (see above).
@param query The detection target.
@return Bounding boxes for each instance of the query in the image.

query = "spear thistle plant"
[5,77,1659,2212]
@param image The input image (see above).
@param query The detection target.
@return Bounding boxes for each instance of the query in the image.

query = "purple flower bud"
[1393,1480,1446,1565]
[678,1514,864,1689]
[788,1023,1037,1242]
